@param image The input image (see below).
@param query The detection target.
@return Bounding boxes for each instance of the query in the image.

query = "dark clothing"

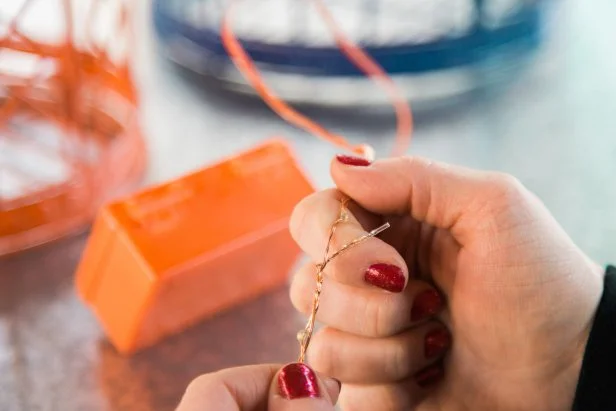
[573,266,616,410]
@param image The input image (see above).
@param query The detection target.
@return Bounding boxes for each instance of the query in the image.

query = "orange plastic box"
[76,140,314,354]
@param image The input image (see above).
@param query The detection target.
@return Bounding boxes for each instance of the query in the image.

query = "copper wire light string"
[296,199,391,363]
[220,1,411,361]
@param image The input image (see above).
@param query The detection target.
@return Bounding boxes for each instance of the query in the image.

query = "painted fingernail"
[364,263,406,293]
[415,364,444,388]
[424,328,451,359]
[278,363,321,399]
[336,154,372,167]
[411,289,443,321]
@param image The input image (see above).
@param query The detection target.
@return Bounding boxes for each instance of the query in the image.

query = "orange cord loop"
[220,0,413,158]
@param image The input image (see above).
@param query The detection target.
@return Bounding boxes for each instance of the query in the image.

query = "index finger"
[289,189,409,292]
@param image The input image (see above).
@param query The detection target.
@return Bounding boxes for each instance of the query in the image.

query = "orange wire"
[0,0,145,256]
[220,0,413,158]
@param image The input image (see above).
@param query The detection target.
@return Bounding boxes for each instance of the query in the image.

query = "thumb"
[268,363,340,411]
[332,155,525,246]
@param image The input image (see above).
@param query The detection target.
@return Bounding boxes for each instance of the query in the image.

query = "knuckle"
[289,194,312,243]
[385,339,411,380]
[365,296,382,336]
[339,391,368,411]
[184,373,217,396]
[488,173,525,202]
[476,172,529,218]
[289,189,339,254]
[308,328,338,376]
[403,155,430,170]
[289,265,314,315]
[339,386,399,411]
[363,294,396,337]
[474,173,530,233]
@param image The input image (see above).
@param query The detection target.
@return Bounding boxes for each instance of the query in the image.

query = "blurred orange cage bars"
[76,140,314,354]
[0,0,146,256]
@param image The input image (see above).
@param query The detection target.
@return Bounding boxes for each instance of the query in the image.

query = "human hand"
[176,363,341,411]
[288,155,604,410]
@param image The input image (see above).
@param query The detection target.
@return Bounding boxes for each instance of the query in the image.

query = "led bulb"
[356,144,375,162]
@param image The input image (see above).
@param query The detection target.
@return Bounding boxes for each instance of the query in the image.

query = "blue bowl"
[153,0,546,105]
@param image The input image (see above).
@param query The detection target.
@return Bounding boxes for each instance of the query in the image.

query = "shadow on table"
[0,234,304,411]
[97,286,304,411]
[0,233,88,310]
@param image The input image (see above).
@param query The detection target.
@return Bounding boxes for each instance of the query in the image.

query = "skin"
[175,364,340,411]
[178,156,604,411]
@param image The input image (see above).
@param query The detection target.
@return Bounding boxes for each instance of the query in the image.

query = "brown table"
[2,0,616,409]
[1,233,304,410]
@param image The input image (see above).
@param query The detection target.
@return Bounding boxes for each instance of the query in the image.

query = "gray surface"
[2,0,616,409]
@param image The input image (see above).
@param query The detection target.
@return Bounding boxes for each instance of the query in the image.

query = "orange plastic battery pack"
[75,140,314,354]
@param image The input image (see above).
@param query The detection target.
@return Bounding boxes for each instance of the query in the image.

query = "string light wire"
[220,1,412,361]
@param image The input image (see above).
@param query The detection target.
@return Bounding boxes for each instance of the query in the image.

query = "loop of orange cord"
[220,0,413,158]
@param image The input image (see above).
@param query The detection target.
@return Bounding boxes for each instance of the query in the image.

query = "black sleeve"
[573,265,616,410]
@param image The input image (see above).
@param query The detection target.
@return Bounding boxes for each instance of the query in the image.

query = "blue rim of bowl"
[153,0,545,76]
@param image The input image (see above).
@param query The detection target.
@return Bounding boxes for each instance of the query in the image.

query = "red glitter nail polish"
[411,289,443,321]
[364,263,406,293]
[335,154,372,166]
[424,328,451,359]
[278,363,321,399]
[415,364,444,388]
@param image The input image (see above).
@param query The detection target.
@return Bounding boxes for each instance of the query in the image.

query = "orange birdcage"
[0,0,146,256]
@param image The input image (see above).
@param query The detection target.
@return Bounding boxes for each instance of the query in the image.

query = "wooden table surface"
[2,0,616,409]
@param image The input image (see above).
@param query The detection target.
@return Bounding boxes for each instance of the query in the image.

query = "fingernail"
[364,263,405,293]
[336,154,372,167]
[424,328,451,359]
[411,289,443,321]
[278,363,321,399]
[415,364,444,388]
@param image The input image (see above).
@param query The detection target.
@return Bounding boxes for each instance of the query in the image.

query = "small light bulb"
[357,144,375,162]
